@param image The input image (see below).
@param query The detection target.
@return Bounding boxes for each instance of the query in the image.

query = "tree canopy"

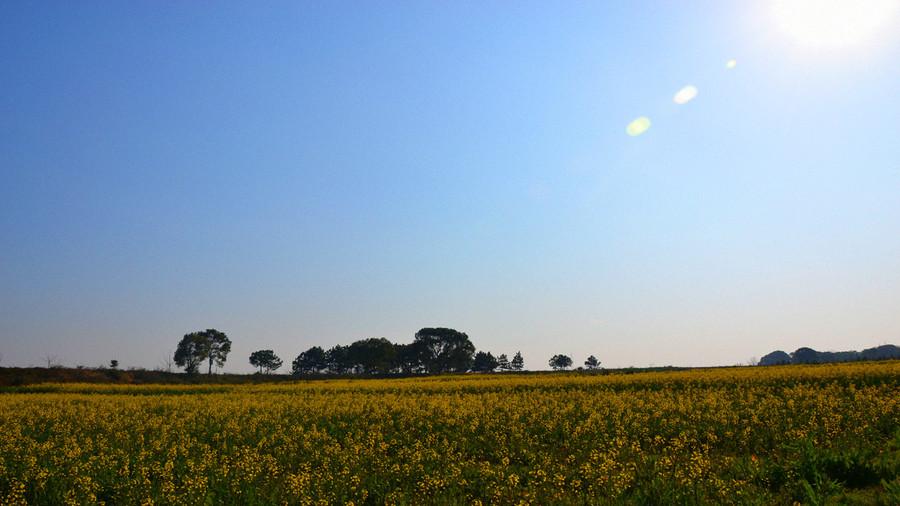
[413,328,475,374]
[173,332,205,374]
[472,351,499,373]
[174,329,231,374]
[249,349,282,374]
[292,346,327,375]
[549,354,573,371]
[511,352,525,371]
[174,327,540,376]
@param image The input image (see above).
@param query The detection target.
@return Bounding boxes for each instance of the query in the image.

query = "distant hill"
[759,344,900,366]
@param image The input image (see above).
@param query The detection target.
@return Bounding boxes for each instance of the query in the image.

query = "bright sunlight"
[772,0,899,49]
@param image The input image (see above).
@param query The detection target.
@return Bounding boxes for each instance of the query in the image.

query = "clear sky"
[2,1,899,372]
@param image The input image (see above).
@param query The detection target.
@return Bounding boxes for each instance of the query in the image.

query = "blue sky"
[2,1,898,371]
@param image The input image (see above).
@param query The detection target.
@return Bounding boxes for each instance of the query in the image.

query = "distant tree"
[292,346,328,375]
[584,355,600,370]
[198,329,231,374]
[249,350,282,374]
[325,345,352,374]
[511,351,524,371]
[496,354,510,371]
[472,351,499,373]
[109,359,119,369]
[549,354,573,371]
[413,328,475,374]
[174,329,231,375]
[174,333,206,374]
[348,338,397,374]
[395,342,427,374]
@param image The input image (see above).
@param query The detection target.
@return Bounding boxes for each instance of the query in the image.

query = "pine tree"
[497,354,510,371]
[511,351,524,371]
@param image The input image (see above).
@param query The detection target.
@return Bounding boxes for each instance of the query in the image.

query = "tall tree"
[584,355,600,370]
[292,346,327,375]
[325,344,351,374]
[497,354,510,371]
[175,329,231,375]
[549,354,573,371]
[174,332,206,374]
[394,342,426,374]
[413,328,475,374]
[342,338,394,374]
[510,351,524,371]
[199,329,231,374]
[249,349,282,374]
[472,351,499,373]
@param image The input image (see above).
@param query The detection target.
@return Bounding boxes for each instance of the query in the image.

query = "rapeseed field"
[1,362,898,504]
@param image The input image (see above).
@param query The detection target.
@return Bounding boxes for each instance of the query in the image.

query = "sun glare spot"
[772,0,899,49]
[673,85,698,105]
[726,59,737,69]
[626,117,651,136]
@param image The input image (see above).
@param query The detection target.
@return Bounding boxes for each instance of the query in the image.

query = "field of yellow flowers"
[1,362,899,505]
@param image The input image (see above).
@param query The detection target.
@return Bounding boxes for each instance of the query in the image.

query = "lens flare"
[726,59,737,69]
[673,85,698,105]
[626,117,651,136]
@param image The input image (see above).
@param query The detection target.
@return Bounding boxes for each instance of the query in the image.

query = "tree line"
[174,327,601,375]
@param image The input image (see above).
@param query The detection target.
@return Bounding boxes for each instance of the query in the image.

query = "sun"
[772,0,899,49]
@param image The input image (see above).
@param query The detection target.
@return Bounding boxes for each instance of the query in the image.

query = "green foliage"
[549,354,573,370]
[174,329,231,374]
[472,351,499,372]
[510,351,524,371]
[249,350,282,374]
[413,328,475,373]
[292,346,327,375]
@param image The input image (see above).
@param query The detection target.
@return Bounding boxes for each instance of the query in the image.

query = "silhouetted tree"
[325,344,351,374]
[348,338,397,374]
[549,354,573,371]
[584,355,600,370]
[395,342,427,374]
[199,329,231,374]
[413,328,475,373]
[174,333,206,374]
[174,329,231,374]
[497,354,510,371]
[472,351,499,372]
[249,349,282,374]
[292,346,327,375]
[511,351,524,371]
